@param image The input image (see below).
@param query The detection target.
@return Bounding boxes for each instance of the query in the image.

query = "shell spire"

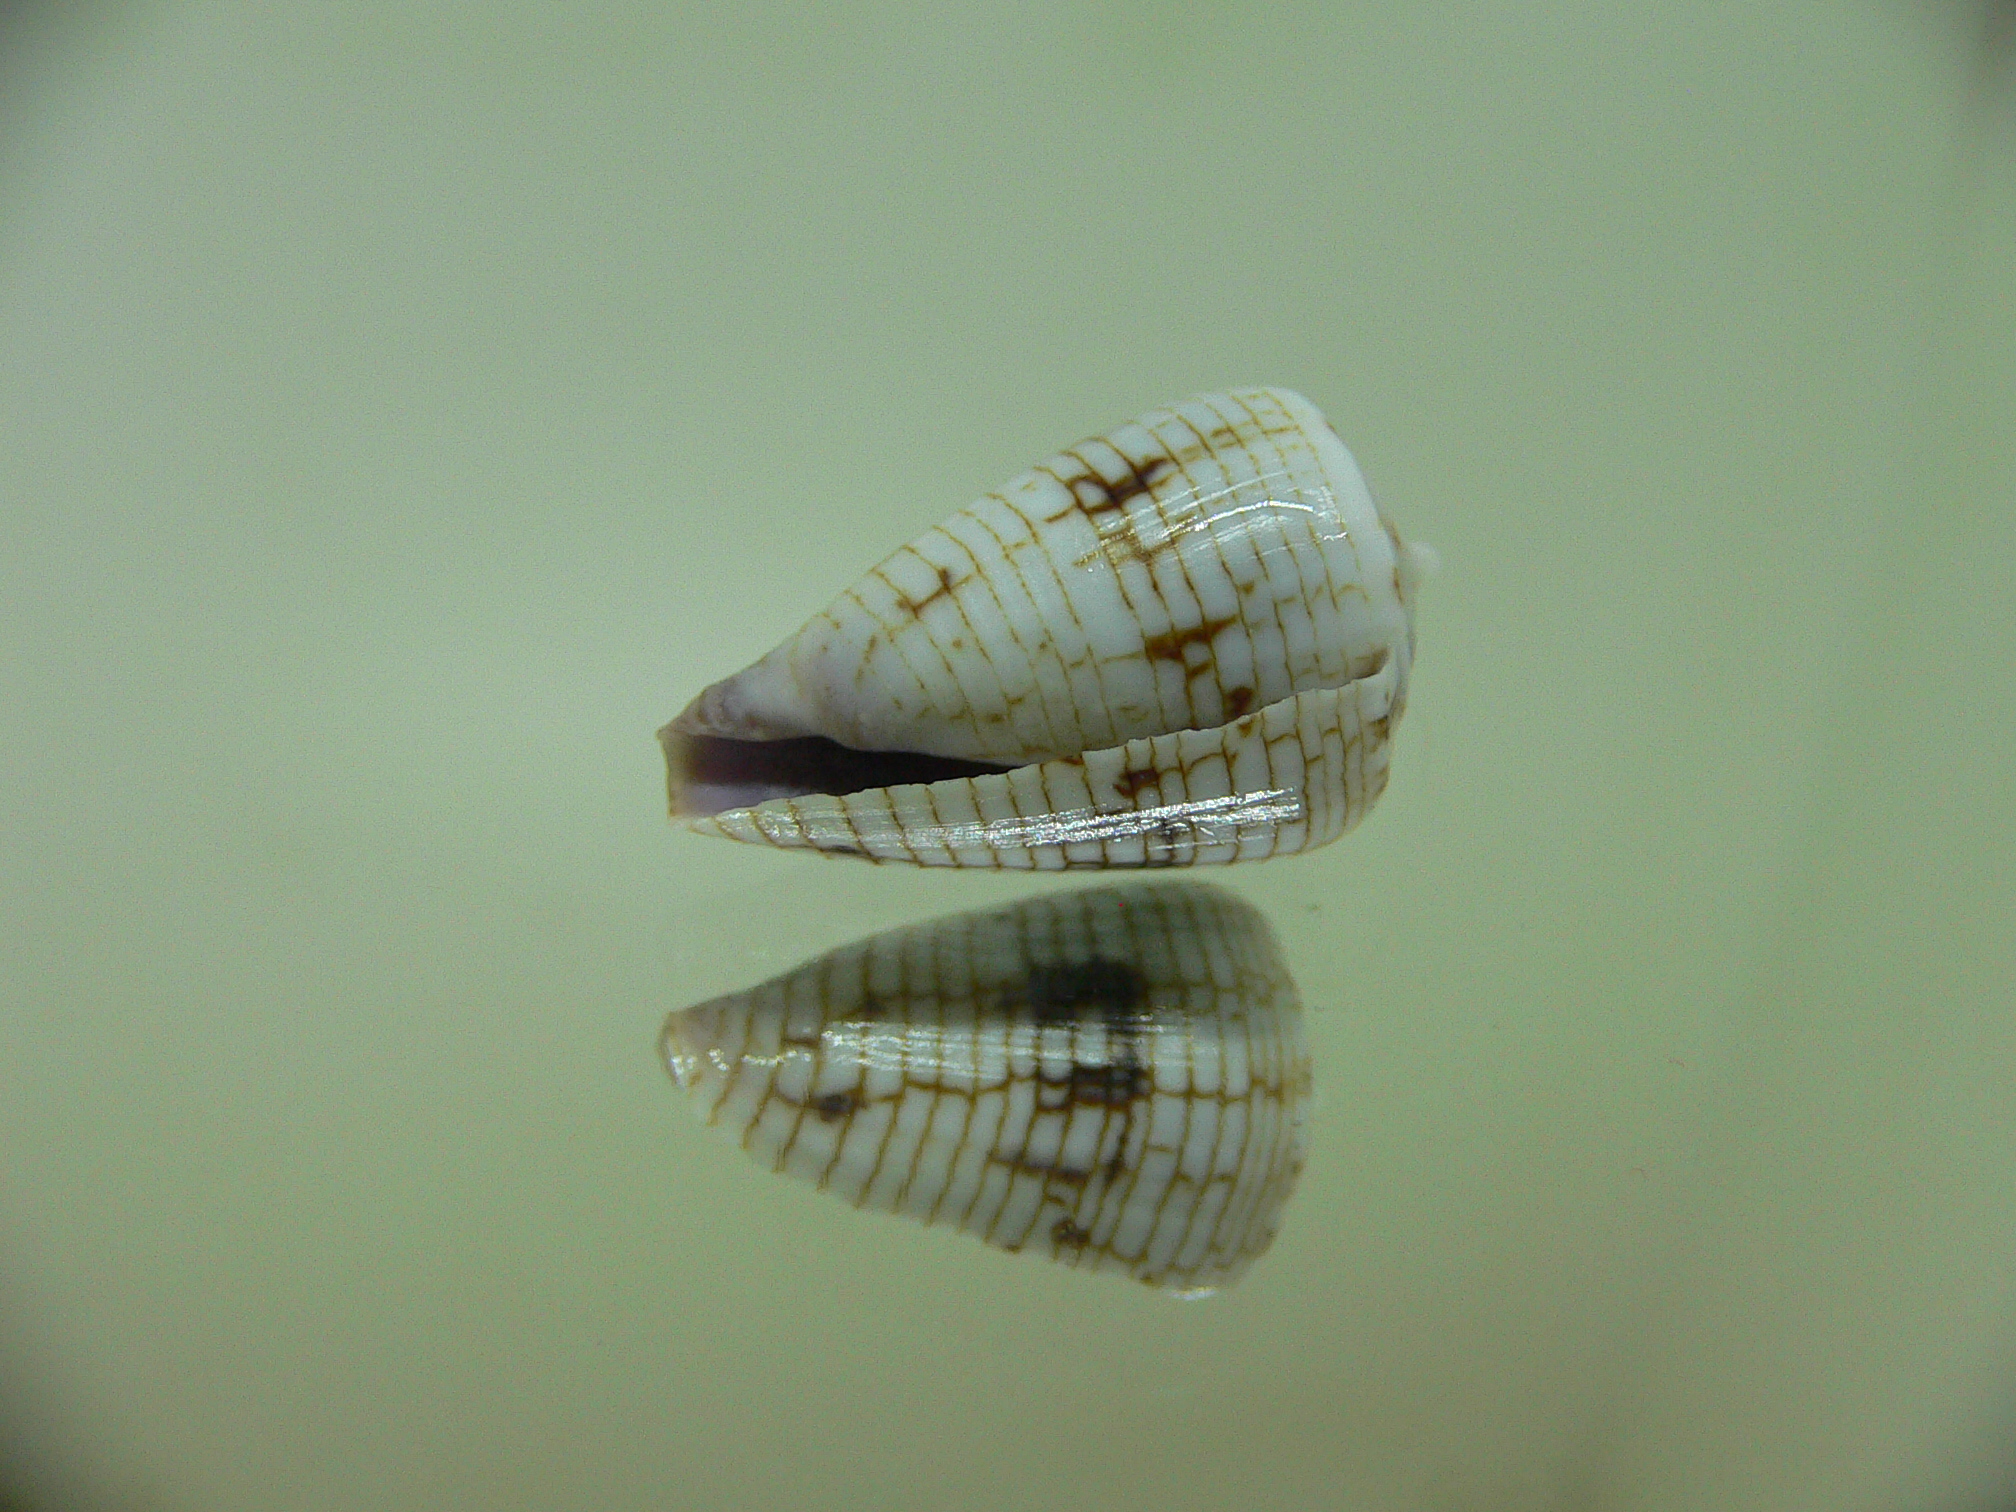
[661,386,1427,867]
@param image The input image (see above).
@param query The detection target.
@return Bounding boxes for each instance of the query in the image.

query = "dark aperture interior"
[667,731,1017,816]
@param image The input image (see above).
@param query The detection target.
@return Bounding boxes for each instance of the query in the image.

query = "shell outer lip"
[679,661,1398,869]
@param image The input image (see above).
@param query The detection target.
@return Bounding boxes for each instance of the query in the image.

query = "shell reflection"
[662,883,1310,1295]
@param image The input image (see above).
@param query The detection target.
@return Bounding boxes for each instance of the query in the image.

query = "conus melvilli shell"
[662,882,1310,1296]
[662,386,1429,867]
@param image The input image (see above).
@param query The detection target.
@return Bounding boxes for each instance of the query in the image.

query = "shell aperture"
[661,386,1429,867]
[661,882,1310,1295]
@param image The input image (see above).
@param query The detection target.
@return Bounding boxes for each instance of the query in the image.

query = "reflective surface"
[2,4,2013,1510]
[663,883,1309,1295]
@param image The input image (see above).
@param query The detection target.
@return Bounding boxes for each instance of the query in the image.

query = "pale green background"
[3,4,2013,1510]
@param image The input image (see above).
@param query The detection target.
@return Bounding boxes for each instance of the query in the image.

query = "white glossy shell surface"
[693,387,1410,762]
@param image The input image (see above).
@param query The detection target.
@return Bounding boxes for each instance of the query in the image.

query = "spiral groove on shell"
[661,883,1311,1294]
[662,386,1427,867]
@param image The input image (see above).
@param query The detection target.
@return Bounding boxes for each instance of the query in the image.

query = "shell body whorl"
[663,387,1425,867]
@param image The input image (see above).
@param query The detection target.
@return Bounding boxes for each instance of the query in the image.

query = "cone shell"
[662,883,1311,1295]
[662,386,1429,867]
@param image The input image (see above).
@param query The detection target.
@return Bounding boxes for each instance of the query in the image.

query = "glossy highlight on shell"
[661,386,1429,867]
[661,883,1310,1295]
